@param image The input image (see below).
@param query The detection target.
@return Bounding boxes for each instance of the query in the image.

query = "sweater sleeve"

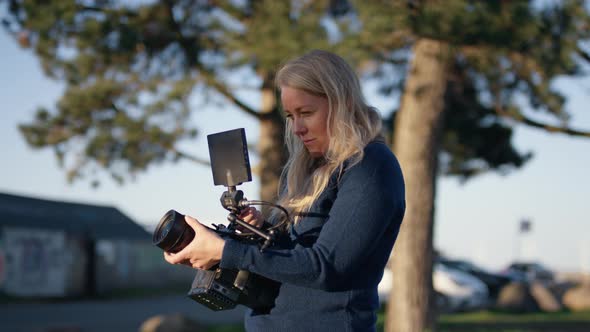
[219,144,405,291]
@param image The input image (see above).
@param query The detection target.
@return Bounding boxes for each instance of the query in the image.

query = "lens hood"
[153,209,195,253]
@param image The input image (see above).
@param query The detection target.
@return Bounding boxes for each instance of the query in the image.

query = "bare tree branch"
[494,105,590,138]
[194,64,267,119]
[170,147,210,166]
[577,46,590,64]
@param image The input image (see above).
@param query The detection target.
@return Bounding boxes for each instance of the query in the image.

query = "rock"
[530,282,561,312]
[495,282,538,313]
[563,283,590,311]
[139,314,203,332]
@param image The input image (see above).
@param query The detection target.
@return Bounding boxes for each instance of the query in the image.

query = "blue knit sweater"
[220,141,405,332]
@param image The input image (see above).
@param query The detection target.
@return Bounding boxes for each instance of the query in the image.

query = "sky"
[1,30,589,274]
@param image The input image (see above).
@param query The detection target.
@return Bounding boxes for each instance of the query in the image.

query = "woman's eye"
[285,113,293,119]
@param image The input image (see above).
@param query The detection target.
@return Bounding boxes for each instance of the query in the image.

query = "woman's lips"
[303,138,315,145]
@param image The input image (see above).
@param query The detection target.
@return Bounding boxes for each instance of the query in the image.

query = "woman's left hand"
[238,207,264,229]
[163,215,225,270]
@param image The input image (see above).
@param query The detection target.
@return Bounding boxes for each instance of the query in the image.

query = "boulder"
[563,283,590,311]
[139,314,203,332]
[495,282,538,313]
[530,282,562,312]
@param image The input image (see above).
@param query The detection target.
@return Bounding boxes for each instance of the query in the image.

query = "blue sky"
[1,31,589,273]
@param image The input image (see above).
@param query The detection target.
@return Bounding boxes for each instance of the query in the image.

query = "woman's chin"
[307,149,324,158]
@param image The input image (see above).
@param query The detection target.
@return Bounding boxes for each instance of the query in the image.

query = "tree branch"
[76,4,138,17]
[162,0,265,120]
[111,101,210,164]
[494,105,590,138]
[195,64,267,119]
[577,46,590,64]
[170,147,210,166]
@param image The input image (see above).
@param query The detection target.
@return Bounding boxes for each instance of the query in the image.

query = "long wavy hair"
[275,50,382,222]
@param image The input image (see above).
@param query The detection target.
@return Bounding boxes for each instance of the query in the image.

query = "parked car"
[378,268,393,303]
[438,258,512,299]
[433,263,489,312]
[501,261,554,284]
[378,263,489,312]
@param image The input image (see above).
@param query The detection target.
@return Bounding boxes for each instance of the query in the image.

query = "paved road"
[0,294,246,332]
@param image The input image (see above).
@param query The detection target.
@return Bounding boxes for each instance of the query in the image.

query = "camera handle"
[220,187,276,252]
[226,213,275,251]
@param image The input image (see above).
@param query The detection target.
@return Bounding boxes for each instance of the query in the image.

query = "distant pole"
[515,218,532,261]
[580,240,590,284]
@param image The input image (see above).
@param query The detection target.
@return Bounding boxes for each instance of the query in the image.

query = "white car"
[378,263,489,312]
[433,263,489,312]
[378,267,394,303]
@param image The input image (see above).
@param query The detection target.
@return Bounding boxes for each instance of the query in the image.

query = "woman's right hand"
[163,215,225,270]
[238,207,264,229]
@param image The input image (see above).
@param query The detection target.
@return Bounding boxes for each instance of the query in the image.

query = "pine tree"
[1,0,340,204]
[4,1,590,330]
[349,1,590,330]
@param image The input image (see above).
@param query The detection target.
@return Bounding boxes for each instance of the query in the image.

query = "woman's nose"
[293,118,307,136]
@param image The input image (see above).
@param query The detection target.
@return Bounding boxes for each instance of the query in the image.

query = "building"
[0,192,192,298]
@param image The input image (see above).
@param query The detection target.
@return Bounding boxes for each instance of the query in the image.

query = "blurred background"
[1,1,590,331]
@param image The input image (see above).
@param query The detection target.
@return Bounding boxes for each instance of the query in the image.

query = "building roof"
[0,192,150,241]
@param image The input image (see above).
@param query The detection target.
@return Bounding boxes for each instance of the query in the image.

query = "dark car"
[502,262,554,284]
[438,258,512,299]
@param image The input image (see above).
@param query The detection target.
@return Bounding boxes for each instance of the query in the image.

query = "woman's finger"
[165,252,192,266]
[239,207,254,218]
[184,215,202,229]
[164,251,181,265]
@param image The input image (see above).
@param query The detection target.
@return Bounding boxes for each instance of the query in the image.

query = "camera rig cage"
[153,128,290,311]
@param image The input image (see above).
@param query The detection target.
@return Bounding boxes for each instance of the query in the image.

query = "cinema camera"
[153,128,289,311]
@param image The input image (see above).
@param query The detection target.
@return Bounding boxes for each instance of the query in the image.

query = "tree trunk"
[258,73,287,210]
[386,38,450,332]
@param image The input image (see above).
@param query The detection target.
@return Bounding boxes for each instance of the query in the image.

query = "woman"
[164,50,405,331]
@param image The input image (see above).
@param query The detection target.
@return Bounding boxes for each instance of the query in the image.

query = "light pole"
[515,218,532,262]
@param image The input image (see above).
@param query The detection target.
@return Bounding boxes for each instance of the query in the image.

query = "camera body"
[154,209,280,311]
[153,128,285,311]
[187,259,279,311]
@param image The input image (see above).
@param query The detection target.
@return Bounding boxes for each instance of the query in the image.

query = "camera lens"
[153,209,195,253]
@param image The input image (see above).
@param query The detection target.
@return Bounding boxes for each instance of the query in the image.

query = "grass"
[200,309,590,332]
[375,309,590,332]
[437,310,590,332]
[5,287,590,332]
[439,309,590,323]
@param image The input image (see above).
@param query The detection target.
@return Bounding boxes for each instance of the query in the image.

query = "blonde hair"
[275,50,382,222]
